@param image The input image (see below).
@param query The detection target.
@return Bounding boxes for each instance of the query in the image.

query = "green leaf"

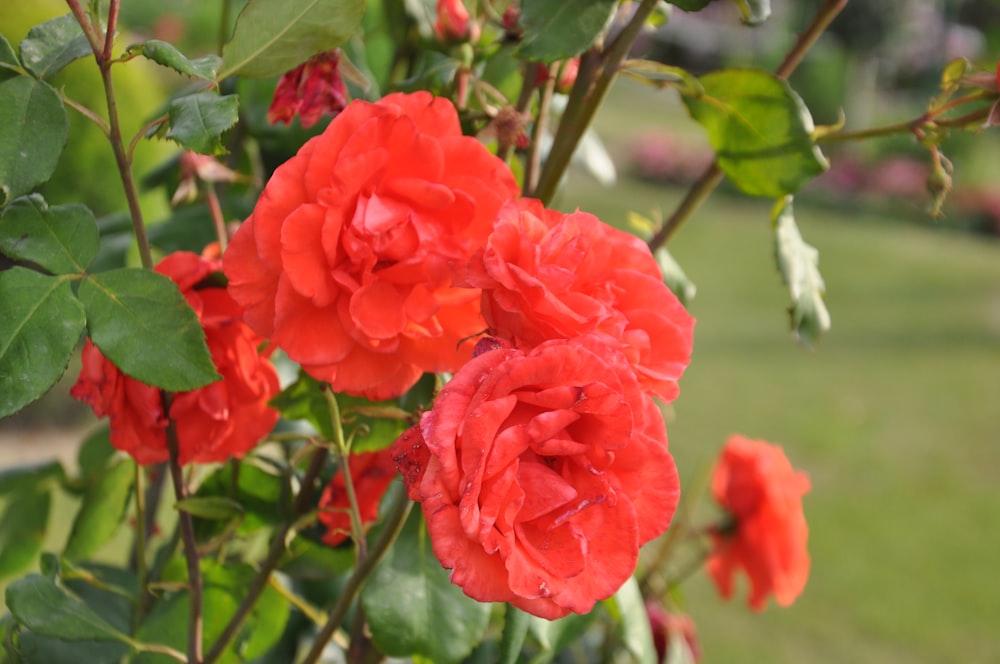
[77,267,219,391]
[175,496,244,521]
[339,394,411,454]
[0,76,68,207]
[5,574,130,642]
[605,576,657,664]
[498,605,531,664]
[0,195,99,274]
[127,40,222,80]
[14,632,130,664]
[363,509,491,664]
[62,563,138,636]
[165,91,239,155]
[194,461,286,539]
[279,534,355,579]
[733,0,770,25]
[518,0,617,62]
[77,427,115,483]
[134,559,289,663]
[63,458,134,562]
[0,268,85,418]
[219,0,366,79]
[680,68,827,198]
[18,13,92,79]
[0,489,51,579]
[772,196,830,347]
[270,370,336,441]
[0,33,19,81]
[0,460,64,497]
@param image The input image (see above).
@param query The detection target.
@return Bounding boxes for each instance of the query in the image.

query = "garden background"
[1,1,999,662]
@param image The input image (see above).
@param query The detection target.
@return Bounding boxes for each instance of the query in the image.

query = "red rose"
[394,335,680,620]
[267,50,349,129]
[707,435,811,611]
[460,198,694,402]
[224,92,519,400]
[71,252,281,465]
[319,448,398,547]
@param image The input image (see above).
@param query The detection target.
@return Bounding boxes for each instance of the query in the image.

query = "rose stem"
[202,445,329,664]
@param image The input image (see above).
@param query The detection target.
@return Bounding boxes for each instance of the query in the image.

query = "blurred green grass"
[562,83,1000,663]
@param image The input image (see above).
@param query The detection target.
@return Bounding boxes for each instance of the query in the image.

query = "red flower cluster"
[394,197,694,617]
[707,435,811,610]
[318,448,398,547]
[71,252,281,466]
[267,50,348,129]
[224,91,520,400]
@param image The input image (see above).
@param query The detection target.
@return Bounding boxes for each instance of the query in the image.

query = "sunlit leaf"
[772,196,830,346]
[0,489,51,579]
[63,458,134,562]
[681,68,827,198]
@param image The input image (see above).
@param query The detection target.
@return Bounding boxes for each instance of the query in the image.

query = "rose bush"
[224,91,520,400]
[71,251,281,465]
[707,434,812,610]
[394,335,680,619]
[459,198,695,402]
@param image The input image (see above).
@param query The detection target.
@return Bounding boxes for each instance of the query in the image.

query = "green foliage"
[363,509,492,663]
[498,605,531,664]
[62,458,134,562]
[5,574,131,642]
[0,33,21,81]
[681,68,828,198]
[0,75,67,207]
[772,196,830,347]
[127,39,222,81]
[165,91,240,156]
[78,268,220,391]
[134,559,290,663]
[517,0,617,62]
[0,195,99,275]
[17,13,90,79]
[605,577,657,664]
[219,0,366,79]
[0,268,85,418]
[0,489,51,580]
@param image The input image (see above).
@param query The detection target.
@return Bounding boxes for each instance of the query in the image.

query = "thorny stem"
[526,74,556,195]
[202,445,329,664]
[648,0,849,251]
[163,394,203,664]
[66,0,155,269]
[299,489,413,664]
[205,184,229,252]
[60,93,111,135]
[533,0,661,204]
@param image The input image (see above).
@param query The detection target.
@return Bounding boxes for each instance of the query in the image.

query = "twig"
[163,394,203,664]
[202,446,329,664]
[648,0,849,251]
[299,490,413,664]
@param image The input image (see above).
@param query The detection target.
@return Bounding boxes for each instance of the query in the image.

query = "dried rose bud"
[267,50,348,129]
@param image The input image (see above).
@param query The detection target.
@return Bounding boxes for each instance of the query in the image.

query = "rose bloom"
[267,49,348,129]
[71,252,281,466]
[224,91,519,400]
[707,435,811,611]
[319,448,398,547]
[459,198,694,402]
[394,335,680,620]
